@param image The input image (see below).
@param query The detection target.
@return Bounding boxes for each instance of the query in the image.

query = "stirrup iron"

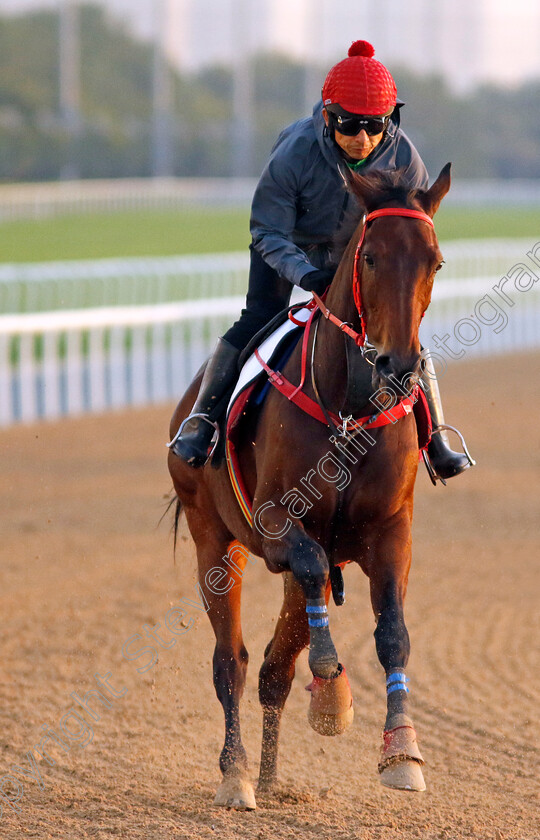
[423,423,476,486]
[167,413,220,465]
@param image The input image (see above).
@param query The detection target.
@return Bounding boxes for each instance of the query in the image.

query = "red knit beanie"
[322,40,397,116]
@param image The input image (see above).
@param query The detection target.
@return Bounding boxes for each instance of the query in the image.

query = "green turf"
[435,206,540,241]
[0,205,538,264]
[0,208,251,263]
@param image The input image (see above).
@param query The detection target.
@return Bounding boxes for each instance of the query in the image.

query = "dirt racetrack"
[0,352,538,840]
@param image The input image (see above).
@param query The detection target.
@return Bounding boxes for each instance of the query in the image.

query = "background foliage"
[0,4,539,181]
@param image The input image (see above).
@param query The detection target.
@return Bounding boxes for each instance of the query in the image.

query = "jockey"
[170,40,472,480]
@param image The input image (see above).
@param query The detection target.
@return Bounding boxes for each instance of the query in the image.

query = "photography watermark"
[0,672,127,818]
[254,424,376,539]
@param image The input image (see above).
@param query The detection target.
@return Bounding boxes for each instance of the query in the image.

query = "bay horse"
[168,164,452,809]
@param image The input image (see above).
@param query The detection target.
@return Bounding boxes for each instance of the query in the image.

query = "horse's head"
[341,164,451,395]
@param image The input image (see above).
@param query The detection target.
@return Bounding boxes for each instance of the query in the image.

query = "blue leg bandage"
[306,602,329,628]
[386,671,410,695]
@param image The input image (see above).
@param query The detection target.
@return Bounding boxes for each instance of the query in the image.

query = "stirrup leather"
[422,423,476,486]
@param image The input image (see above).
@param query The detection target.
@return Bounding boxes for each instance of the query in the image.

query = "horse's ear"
[418,163,451,217]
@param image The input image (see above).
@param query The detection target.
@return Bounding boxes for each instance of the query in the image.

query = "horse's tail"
[172,496,183,552]
[161,493,184,555]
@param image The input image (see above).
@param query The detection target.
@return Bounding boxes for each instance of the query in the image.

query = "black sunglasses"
[329,112,389,137]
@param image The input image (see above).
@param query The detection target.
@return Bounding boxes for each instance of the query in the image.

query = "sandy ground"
[0,352,538,840]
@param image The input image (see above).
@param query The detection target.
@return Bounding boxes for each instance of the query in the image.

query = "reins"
[254,310,417,436]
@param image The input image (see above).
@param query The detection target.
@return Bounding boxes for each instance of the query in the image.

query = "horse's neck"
[313,270,374,417]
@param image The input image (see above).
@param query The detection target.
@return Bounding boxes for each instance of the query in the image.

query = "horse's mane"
[349,168,423,212]
[331,168,425,264]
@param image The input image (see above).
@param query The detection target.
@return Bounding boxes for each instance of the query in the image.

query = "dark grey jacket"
[250,100,429,287]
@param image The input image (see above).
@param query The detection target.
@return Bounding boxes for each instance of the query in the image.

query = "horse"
[167,163,452,809]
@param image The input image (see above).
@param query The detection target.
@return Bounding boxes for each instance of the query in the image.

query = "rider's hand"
[299,268,335,295]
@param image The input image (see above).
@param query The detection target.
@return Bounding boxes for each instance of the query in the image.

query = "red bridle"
[272,207,436,436]
[351,207,435,347]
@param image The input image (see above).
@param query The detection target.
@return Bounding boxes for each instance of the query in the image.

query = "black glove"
[299,268,335,295]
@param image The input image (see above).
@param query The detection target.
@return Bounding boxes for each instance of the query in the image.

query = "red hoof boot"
[306,663,354,736]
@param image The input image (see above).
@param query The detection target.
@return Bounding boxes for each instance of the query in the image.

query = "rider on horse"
[169,40,472,480]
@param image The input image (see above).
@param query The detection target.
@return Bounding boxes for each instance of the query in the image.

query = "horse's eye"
[364,254,374,268]
[435,260,445,272]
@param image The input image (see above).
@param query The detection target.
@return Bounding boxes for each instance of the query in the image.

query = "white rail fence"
[0,298,243,427]
[419,277,540,359]
[1,239,537,315]
[0,238,539,427]
[0,178,258,221]
[0,253,250,314]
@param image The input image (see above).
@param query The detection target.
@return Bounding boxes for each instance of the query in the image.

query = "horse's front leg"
[258,505,353,744]
[260,508,338,679]
[367,510,426,792]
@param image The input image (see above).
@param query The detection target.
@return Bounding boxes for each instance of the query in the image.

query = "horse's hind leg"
[257,571,311,791]
[195,534,256,809]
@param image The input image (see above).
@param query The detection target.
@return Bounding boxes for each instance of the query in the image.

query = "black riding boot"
[168,338,240,468]
[422,353,475,483]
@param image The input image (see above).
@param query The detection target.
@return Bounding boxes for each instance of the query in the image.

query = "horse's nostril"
[374,354,392,377]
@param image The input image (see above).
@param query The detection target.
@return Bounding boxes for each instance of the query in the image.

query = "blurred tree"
[469,81,540,178]
[0,5,537,181]
[387,69,484,178]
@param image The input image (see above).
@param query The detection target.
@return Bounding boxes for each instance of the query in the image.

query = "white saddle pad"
[227,305,312,418]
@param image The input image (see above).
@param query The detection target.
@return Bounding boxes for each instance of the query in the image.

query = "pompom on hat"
[322,40,397,116]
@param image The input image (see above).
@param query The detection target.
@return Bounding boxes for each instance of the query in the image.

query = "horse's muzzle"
[372,353,422,395]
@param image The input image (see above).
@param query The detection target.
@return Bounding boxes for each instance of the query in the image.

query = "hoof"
[306,663,354,736]
[214,776,256,810]
[378,724,425,791]
[380,759,426,792]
